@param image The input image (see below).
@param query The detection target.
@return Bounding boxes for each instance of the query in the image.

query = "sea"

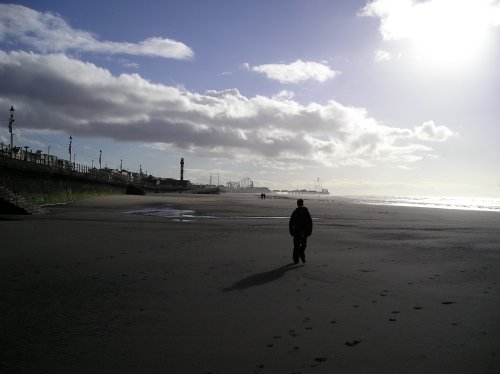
[334,195,500,213]
[124,195,500,221]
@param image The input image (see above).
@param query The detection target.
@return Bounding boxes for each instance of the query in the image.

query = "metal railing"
[0,143,140,186]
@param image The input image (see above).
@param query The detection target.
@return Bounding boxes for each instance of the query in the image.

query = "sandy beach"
[1,193,499,373]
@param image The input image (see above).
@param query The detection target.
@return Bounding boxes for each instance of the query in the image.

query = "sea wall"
[0,159,125,205]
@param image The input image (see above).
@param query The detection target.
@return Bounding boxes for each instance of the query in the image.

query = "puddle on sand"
[124,207,291,221]
[124,207,202,220]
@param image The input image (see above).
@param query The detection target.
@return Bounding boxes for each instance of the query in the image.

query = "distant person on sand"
[289,199,313,264]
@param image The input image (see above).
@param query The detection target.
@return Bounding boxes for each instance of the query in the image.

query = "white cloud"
[374,49,394,62]
[414,120,456,142]
[252,59,339,84]
[273,90,295,100]
[0,51,455,168]
[0,4,193,60]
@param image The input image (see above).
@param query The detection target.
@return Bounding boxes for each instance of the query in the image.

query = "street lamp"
[69,136,72,163]
[8,106,14,151]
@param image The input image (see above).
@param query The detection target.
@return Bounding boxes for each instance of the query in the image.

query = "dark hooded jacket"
[289,206,313,237]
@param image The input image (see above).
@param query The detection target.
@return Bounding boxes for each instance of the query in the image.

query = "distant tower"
[180,157,184,181]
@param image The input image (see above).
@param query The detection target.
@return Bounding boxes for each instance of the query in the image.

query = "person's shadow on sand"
[222,263,303,292]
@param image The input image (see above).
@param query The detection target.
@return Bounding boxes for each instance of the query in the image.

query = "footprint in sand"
[329,320,337,324]
[254,364,264,373]
[388,318,397,322]
[413,306,423,310]
[441,301,456,305]
[288,346,300,353]
[289,329,299,337]
[305,327,313,330]
[266,344,274,348]
[314,357,327,363]
[391,311,400,314]
[345,340,361,346]
[302,317,311,323]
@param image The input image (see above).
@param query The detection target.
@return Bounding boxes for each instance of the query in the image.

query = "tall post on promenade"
[180,157,184,181]
[8,106,15,151]
[99,150,102,169]
[69,136,72,163]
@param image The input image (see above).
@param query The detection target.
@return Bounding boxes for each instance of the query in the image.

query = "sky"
[1,0,499,197]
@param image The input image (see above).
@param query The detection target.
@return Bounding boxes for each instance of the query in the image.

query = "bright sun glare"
[367,0,500,68]
[409,0,494,66]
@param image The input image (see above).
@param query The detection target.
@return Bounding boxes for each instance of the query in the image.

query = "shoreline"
[1,193,499,373]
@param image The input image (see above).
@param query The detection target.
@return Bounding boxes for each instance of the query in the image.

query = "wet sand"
[1,193,499,373]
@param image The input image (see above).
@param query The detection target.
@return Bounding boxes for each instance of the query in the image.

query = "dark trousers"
[293,231,307,263]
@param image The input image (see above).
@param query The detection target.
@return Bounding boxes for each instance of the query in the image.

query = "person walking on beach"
[289,199,313,264]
